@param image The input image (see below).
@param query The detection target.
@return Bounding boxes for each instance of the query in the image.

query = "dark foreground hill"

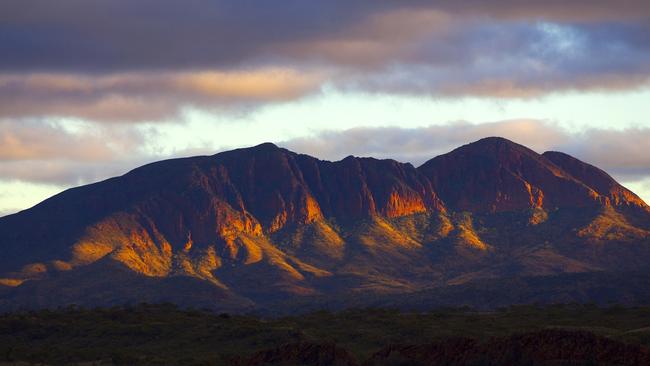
[0,137,649,311]
[1,304,650,365]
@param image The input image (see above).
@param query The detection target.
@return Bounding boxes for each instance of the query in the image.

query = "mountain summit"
[420,137,646,213]
[1,138,649,311]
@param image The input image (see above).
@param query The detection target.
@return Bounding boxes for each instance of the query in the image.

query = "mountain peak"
[472,136,518,145]
[418,137,599,213]
[213,142,291,162]
[223,142,284,156]
[218,142,284,155]
[457,136,537,156]
[252,142,280,150]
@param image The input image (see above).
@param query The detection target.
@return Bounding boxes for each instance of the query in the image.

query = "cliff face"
[0,138,648,311]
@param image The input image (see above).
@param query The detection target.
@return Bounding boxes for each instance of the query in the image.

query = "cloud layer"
[0,69,325,121]
[1,1,649,121]
[2,1,648,71]
[0,121,149,185]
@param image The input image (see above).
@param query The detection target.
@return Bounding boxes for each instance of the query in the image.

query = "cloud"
[338,21,650,98]
[1,1,647,72]
[4,18,649,123]
[0,120,224,186]
[0,0,396,72]
[1,1,650,122]
[0,120,152,185]
[560,128,650,180]
[436,1,650,22]
[0,120,144,161]
[281,120,650,182]
[0,69,326,122]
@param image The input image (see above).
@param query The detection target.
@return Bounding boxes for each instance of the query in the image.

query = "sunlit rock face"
[0,138,648,311]
[197,143,445,232]
[294,154,443,219]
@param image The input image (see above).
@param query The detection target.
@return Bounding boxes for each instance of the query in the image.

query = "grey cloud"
[0,120,145,161]
[2,20,649,122]
[1,1,650,121]
[0,120,220,186]
[0,0,395,72]
[338,21,650,98]
[0,120,153,185]
[0,69,326,122]
[559,128,650,180]
[1,1,647,72]
[438,1,650,22]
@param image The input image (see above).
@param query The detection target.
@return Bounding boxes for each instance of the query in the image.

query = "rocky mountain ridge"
[1,137,648,311]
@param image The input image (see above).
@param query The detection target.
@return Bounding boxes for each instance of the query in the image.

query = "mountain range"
[1,137,649,312]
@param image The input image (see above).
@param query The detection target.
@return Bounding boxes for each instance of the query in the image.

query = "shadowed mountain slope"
[543,150,648,209]
[0,138,648,311]
[419,137,606,213]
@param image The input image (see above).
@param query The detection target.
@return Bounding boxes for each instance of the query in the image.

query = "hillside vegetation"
[1,303,650,365]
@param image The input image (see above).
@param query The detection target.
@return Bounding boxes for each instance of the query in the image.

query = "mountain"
[419,137,647,214]
[1,137,649,311]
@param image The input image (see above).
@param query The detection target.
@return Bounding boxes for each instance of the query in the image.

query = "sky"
[1,0,650,216]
